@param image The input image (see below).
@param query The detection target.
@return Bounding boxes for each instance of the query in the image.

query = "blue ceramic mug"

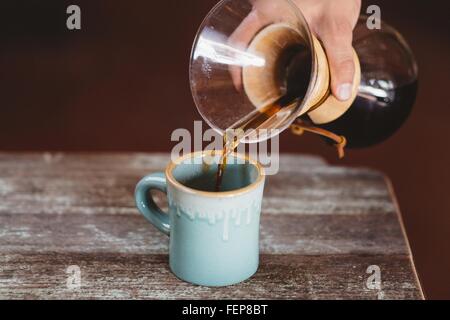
[135,151,265,287]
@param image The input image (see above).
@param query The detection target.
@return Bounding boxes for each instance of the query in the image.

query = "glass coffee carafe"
[189,0,418,157]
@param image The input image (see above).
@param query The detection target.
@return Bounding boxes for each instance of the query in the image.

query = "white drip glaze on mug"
[168,197,261,241]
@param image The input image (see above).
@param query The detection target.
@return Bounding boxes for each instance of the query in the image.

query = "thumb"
[319,21,355,101]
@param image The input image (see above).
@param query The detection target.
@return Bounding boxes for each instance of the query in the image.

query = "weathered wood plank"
[0,213,407,255]
[0,153,422,299]
[263,170,396,215]
[0,154,394,216]
[0,253,421,300]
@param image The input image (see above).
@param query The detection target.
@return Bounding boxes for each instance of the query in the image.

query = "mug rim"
[165,151,265,198]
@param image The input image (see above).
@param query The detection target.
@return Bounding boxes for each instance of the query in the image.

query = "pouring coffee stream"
[213,22,353,190]
[190,0,418,191]
[215,84,348,191]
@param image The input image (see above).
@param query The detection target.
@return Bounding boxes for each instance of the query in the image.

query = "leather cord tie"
[290,119,347,159]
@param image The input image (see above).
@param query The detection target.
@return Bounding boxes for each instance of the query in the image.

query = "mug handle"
[135,173,170,236]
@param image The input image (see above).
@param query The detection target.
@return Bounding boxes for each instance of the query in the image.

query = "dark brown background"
[0,0,448,299]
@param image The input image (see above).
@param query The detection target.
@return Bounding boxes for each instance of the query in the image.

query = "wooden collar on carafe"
[302,35,361,124]
[242,23,361,123]
[292,34,360,159]
[242,23,361,158]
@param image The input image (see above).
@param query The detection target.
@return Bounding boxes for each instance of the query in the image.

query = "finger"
[318,19,355,101]
[228,10,265,91]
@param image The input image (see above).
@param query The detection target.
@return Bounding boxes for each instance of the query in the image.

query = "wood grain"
[0,213,406,255]
[0,253,420,300]
[0,153,423,299]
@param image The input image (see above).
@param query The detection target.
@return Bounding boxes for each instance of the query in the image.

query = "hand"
[229,0,361,101]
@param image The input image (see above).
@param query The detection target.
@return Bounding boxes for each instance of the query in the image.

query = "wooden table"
[0,153,423,299]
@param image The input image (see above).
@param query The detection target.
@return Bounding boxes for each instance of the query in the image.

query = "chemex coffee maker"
[189,0,418,158]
